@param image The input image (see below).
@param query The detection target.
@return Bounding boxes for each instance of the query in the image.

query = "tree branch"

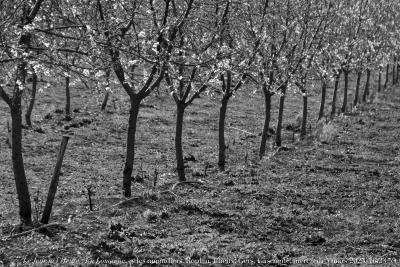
[0,85,12,107]
[26,0,45,24]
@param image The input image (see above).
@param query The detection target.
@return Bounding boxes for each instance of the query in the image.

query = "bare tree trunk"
[275,84,287,147]
[353,71,362,107]
[259,86,272,158]
[7,0,45,227]
[331,70,341,118]
[397,63,400,84]
[65,75,71,120]
[11,89,33,227]
[41,136,69,224]
[384,64,389,89]
[393,57,396,85]
[101,92,109,111]
[341,70,349,113]
[318,78,327,120]
[362,69,371,102]
[175,104,185,181]
[218,95,229,170]
[378,71,382,92]
[300,92,307,139]
[101,69,111,111]
[122,98,140,197]
[25,71,38,127]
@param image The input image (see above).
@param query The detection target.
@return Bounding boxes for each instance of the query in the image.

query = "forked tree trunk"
[384,64,389,89]
[259,86,272,158]
[175,104,185,181]
[353,71,362,107]
[300,92,307,139]
[275,85,287,147]
[331,70,341,118]
[341,70,349,113]
[362,69,371,102]
[25,71,38,127]
[122,98,140,197]
[378,71,382,92]
[65,75,71,120]
[318,78,327,120]
[218,95,229,170]
[11,93,33,227]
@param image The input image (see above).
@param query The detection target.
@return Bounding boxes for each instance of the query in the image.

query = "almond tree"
[207,1,252,171]
[336,0,370,113]
[165,0,233,180]
[93,0,197,196]
[291,0,333,136]
[0,0,45,227]
[242,0,296,154]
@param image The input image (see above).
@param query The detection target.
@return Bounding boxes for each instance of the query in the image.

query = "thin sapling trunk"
[362,69,371,102]
[341,70,349,113]
[301,91,307,139]
[175,104,186,181]
[318,77,327,120]
[331,69,341,118]
[25,71,38,127]
[65,75,71,120]
[378,71,382,92]
[384,63,389,89]
[122,98,140,197]
[41,136,70,224]
[275,84,287,147]
[218,96,228,170]
[259,85,272,158]
[353,70,362,107]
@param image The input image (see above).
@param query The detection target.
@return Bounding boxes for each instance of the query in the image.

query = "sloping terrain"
[0,80,399,266]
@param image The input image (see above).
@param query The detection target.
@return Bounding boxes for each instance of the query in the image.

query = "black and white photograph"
[1,0,400,266]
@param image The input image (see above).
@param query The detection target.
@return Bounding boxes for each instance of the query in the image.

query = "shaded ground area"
[0,78,400,266]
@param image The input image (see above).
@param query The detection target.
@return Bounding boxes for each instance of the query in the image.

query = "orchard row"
[0,0,399,227]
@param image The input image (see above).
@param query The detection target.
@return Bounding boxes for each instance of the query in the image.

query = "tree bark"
[318,78,327,120]
[353,71,362,107]
[275,85,287,147]
[11,88,33,227]
[218,95,229,170]
[341,70,349,113]
[25,71,38,127]
[300,93,307,139]
[65,75,71,120]
[393,58,396,85]
[101,69,111,111]
[41,136,69,224]
[122,98,140,197]
[259,86,272,158]
[397,63,400,84]
[175,104,186,181]
[331,70,341,118]
[378,71,382,92]
[362,69,371,102]
[384,64,389,89]
[101,92,109,111]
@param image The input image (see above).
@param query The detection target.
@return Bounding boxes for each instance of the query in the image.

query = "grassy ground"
[0,73,400,266]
